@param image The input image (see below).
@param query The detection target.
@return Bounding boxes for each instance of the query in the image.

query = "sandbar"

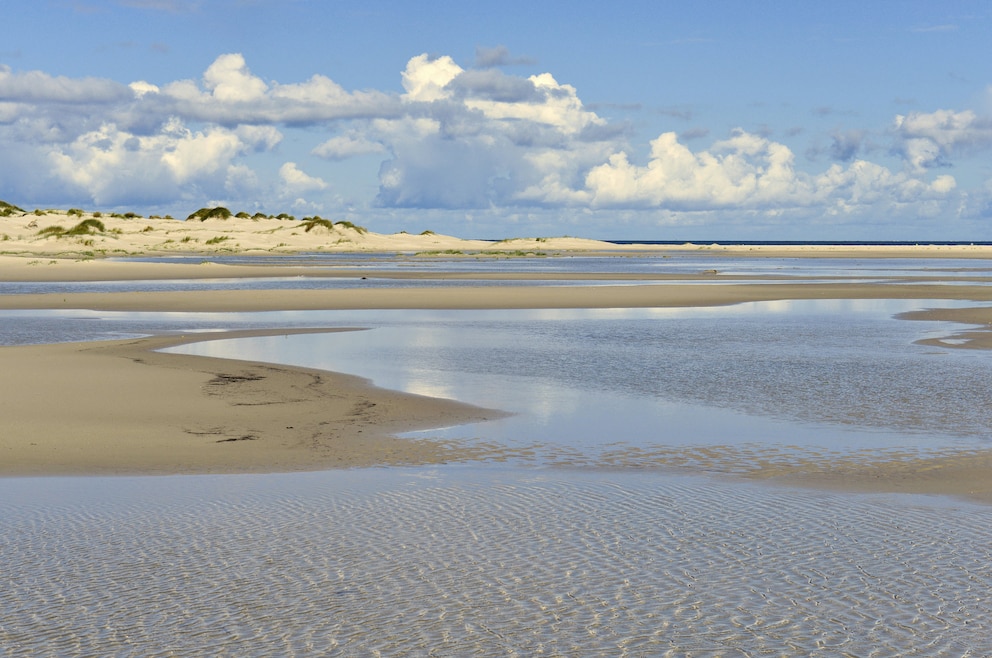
[3,241,992,503]
[0,328,506,476]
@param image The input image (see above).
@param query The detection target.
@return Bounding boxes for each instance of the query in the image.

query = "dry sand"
[4,208,992,260]
[3,209,992,502]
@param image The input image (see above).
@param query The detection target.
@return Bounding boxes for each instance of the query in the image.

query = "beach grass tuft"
[301,217,335,232]
[0,199,25,216]
[36,225,67,238]
[187,207,233,221]
[335,220,368,234]
[65,219,106,236]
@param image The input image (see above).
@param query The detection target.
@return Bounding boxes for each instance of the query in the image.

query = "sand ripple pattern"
[2,470,991,656]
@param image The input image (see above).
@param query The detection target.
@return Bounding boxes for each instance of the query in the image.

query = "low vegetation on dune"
[301,217,335,232]
[301,216,368,234]
[187,206,233,221]
[4,201,371,235]
[36,218,108,238]
[1,200,25,217]
[334,220,367,234]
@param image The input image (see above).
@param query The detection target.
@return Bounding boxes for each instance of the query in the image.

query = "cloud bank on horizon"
[1,1,991,239]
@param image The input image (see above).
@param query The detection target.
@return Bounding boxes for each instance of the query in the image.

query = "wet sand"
[2,251,992,501]
[0,328,506,476]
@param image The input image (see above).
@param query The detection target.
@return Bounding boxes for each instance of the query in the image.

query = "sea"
[2,252,992,656]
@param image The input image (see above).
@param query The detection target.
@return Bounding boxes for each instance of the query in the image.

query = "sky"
[1,0,991,240]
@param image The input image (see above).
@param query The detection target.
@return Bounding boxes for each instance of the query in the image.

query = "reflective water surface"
[5,252,992,297]
[169,301,992,459]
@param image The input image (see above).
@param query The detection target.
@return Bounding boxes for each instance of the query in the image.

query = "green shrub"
[275,213,295,221]
[65,219,106,236]
[205,236,230,245]
[37,225,66,237]
[235,211,250,218]
[301,217,335,232]
[67,208,84,217]
[335,220,367,234]
[187,206,232,221]
[0,200,25,214]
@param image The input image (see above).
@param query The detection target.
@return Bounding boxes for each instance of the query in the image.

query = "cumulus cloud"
[279,162,327,193]
[894,109,992,171]
[573,130,956,213]
[0,51,985,228]
[372,55,616,209]
[46,118,281,205]
[401,54,463,103]
[134,53,399,126]
[202,53,268,102]
[312,133,386,160]
[0,65,131,104]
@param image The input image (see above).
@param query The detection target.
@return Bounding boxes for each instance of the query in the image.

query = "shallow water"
[2,468,991,656]
[168,301,992,461]
[6,253,992,297]
[4,291,992,654]
[114,251,992,278]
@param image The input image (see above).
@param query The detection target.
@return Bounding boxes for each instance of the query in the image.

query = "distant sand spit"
[3,208,992,260]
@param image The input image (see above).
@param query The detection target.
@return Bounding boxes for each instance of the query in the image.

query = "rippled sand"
[2,469,990,656]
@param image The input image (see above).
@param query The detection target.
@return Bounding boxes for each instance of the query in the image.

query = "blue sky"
[2,0,991,240]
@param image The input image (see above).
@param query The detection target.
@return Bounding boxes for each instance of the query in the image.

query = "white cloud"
[312,133,386,160]
[0,51,985,231]
[0,65,131,104]
[279,162,327,192]
[129,80,160,98]
[201,53,268,103]
[46,118,281,205]
[894,109,992,171]
[148,54,398,125]
[573,130,957,213]
[372,53,617,208]
[461,71,604,135]
[401,54,462,103]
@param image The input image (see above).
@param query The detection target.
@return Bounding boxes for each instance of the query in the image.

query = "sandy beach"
[0,329,509,476]
[3,209,992,501]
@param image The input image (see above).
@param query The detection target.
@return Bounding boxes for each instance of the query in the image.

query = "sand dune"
[3,207,992,260]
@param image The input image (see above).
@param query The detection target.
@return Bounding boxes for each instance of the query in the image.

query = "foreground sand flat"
[0,329,506,475]
[3,229,992,501]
